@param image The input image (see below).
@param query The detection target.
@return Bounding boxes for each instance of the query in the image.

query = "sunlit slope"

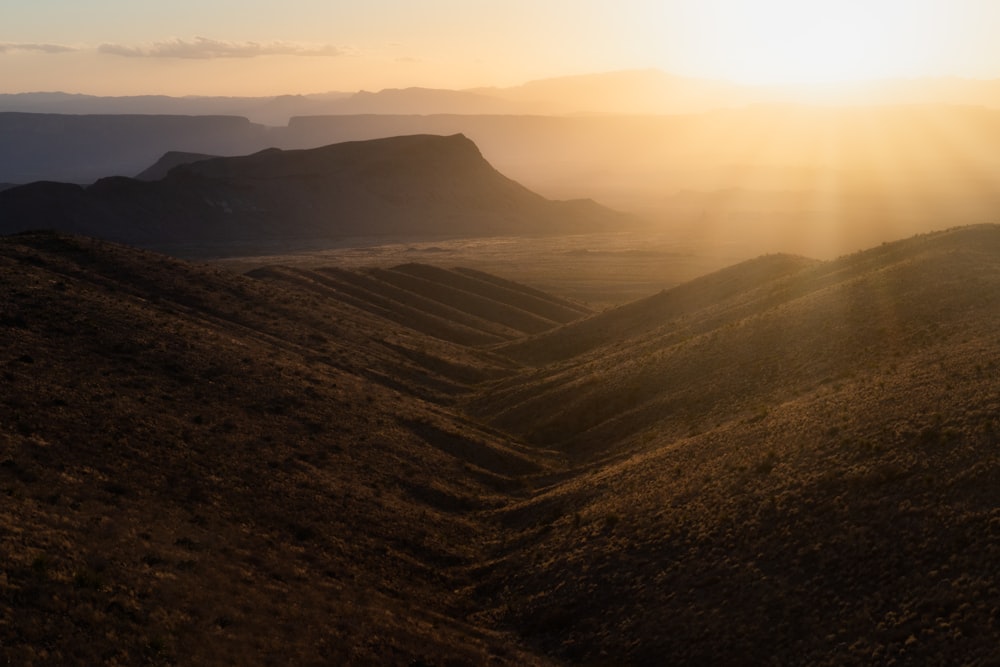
[0,232,556,666]
[475,225,1000,664]
[471,225,1000,458]
[500,253,818,365]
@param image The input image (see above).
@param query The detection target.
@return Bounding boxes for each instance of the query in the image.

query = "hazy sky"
[4,0,1000,95]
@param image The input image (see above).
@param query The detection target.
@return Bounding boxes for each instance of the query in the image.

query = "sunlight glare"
[687,0,926,84]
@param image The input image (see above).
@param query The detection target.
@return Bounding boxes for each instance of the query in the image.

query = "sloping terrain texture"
[0,133,628,251]
[467,224,1000,664]
[247,263,592,347]
[3,225,1000,665]
[0,232,567,665]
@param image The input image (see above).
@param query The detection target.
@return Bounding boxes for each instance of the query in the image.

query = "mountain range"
[5,100,1000,257]
[10,70,1000,124]
[3,223,1000,664]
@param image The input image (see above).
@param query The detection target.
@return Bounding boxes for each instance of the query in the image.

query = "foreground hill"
[248,263,592,347]
[0,232,565,665]
[0,134,629,253]
[468,224,1000,663]
[4,225,1000,664]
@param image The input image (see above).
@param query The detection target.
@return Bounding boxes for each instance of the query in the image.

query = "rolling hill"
[466,224,1000,663]
[0,134,630,253]
[3,224,1000,664]
[0,231,573,665]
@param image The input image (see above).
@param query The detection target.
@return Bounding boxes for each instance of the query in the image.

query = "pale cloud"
[98,36,343,59]
[0,43,76,54]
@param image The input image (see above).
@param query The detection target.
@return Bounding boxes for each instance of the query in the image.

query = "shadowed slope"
[249,265,516,346]
[368,266,563,336]
[0,232,556,666]
[248,263,593,348]
[389,264,591,325]
[6,225,1000,665]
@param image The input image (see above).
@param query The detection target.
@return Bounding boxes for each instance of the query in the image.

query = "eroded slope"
[469,225,1000,664]
[5,226,1000,665]
[0,232,557,666]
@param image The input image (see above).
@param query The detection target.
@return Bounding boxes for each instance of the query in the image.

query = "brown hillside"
[4,225,1000,665]
[247,263,593,348]
[0,232,557,665]
[499,252,819,366]
[466,224,1000,664]
[471,226,1000,458]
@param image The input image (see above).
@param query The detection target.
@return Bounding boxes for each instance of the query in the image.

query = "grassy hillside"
[472,227,1000,458]
[468,224,1000,664]
[3,225,1000,664]
[0,232,558,665]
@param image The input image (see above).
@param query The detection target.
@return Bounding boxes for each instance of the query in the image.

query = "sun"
[684,0,927,84]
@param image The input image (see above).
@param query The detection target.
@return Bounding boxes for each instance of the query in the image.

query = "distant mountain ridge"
[135,151,218,181]
[0,133,630,252]
[9,70,1000,124]
[0,111,271,183]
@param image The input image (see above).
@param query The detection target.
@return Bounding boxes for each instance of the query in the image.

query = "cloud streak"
[0,43,76,54]
[98,36,343,59]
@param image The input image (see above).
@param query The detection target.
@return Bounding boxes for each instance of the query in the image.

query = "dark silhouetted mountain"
[0,134,631,252]
[7,103,1000,259]
[4,224,1000,664]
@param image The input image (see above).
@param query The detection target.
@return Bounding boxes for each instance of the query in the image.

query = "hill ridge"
[4,224,1000,664]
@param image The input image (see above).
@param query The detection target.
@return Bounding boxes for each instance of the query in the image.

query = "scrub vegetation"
[3,225,1000,664]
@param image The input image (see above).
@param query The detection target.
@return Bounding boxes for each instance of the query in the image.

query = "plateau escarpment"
[0,134,630,253]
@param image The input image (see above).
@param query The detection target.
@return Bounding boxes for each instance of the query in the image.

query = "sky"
[4,0,1000,96]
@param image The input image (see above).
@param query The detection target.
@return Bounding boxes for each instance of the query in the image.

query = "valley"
[8,3,1000,663]
[3,225,1000,664]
